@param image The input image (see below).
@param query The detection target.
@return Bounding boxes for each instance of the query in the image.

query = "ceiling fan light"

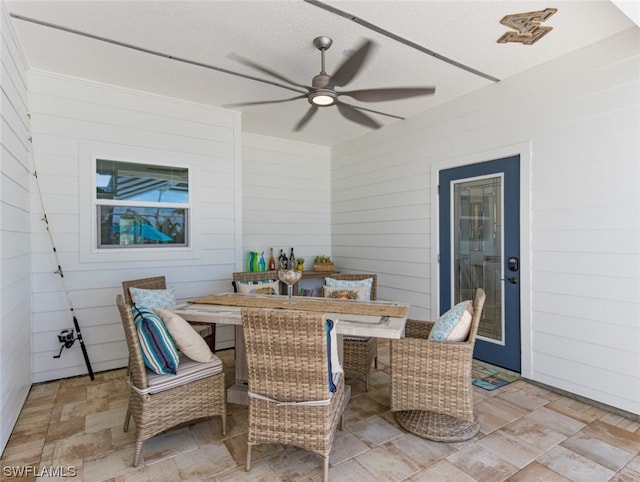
[309,90,336,106]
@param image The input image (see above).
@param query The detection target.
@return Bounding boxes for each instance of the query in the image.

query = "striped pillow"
[132,305,179,375]
[326,319,342,392]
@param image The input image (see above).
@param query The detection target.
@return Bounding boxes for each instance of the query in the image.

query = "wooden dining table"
[171,292,409,404]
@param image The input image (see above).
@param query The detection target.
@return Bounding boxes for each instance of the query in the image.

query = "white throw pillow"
[323,285,367,301]
[236,279,280,295]
[153,308,214,363]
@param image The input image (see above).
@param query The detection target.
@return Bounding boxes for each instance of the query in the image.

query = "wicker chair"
[326,273,378,390]
[242,308,346,482]
[390,288,486,442]
[116,294,226,466]
[122,276,216,350]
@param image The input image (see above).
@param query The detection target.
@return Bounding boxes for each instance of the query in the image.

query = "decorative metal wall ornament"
[497,8,558,45]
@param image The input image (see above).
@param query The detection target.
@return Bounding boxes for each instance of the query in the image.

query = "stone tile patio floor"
[2,340,639,481]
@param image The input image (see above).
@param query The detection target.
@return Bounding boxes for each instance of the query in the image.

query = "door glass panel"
[452,175,504,343]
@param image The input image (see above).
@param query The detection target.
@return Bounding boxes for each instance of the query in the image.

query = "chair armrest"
[405,319,434,339]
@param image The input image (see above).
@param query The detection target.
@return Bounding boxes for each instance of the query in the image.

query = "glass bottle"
[259,252,266,272]
[248,251,259,272]
[278,249,285,269]
[289,247,296,270]
[268,247,276,270]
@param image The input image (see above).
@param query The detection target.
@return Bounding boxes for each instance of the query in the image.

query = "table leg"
[227,325,249,405]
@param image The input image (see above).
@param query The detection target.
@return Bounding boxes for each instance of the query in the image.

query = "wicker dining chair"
[116,295,226,466]
[122,276,216,350]
[390,288,486,442]
[242,308,347,482]
[326,273,378,390]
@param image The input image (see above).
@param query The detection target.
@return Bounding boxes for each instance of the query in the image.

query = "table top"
[172,296,408,339]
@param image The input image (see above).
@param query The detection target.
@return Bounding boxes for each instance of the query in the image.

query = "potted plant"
[313,255,334,272]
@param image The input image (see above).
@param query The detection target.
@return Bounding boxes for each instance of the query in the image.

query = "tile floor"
[2,340,639,481]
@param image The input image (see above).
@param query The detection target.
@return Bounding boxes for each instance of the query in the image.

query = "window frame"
[79,144,201,264]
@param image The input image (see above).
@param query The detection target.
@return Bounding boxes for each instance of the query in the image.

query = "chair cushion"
[154,308,214,363]
[428,300,472,342]
[325,277,373,300]
[132,306,179,374]
[323,285,367,300]
[234,279,280,295]
[129,287,176,309]
[143,354,223,394]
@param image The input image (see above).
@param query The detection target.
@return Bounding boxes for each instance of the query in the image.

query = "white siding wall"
[28,72,241,383]
[241,133,331,273]
[0,2,31,452]
[332,28,640,415]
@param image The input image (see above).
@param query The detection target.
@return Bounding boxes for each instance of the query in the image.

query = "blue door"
[439,156,521,372]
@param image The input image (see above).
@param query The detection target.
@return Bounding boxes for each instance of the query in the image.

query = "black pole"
[72,314,95,380]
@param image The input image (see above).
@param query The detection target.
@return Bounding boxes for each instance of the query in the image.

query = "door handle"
[508,276,518,285]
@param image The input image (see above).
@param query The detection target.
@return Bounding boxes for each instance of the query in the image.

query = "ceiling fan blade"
[339,87,436,102]
[336,102,381,129]
[293,105,319,131]
[223,94,307,108]
[330,39,374,88]
[228,53,310,89]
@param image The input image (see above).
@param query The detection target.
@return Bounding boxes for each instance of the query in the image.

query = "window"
[95,160,189,248]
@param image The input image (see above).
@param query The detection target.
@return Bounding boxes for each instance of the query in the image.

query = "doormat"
[472,363,519,391]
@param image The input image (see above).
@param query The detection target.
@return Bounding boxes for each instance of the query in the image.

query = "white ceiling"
[6,0,637,146]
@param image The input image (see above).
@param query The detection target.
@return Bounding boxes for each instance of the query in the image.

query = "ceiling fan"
[225,36,436,131]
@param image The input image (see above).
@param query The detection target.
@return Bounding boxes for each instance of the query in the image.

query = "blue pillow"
[326,320,337,393]
[325,277,373,301]
[132,305,179,375]
[325,319,342,393]
[129,287,176,309]
[428,301,472,341]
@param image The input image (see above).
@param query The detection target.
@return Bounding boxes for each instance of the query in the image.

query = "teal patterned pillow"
[129,287,176,309]
[325,277,373,300]
[132,306,179,375]
[428,301,472,342]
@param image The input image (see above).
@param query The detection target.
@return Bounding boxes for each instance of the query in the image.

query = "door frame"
[430,142,533,378]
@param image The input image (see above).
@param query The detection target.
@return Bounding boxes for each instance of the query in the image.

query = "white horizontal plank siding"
[332,130,432,319]
[332,28,640,415]
[241,133,331,271]
[0,3,31,453]
[28,71,241,382]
